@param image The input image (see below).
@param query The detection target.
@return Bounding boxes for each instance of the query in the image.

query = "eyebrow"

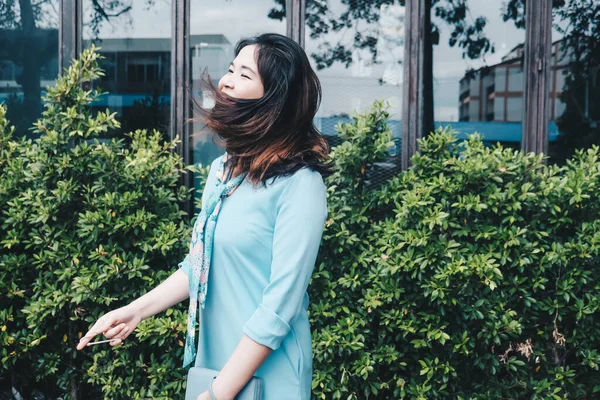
[230,62,257,76]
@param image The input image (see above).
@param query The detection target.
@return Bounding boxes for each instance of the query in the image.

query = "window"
[82,0,172,138]
[0,1,59,138]
[549,0,599,163]
[434,1,525,146]
[49,0,565,189]
[304,0,405,184]
[189,0,286,175]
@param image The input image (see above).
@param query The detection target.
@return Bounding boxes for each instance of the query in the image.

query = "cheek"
[242,82,264,99]
[255,84,265,98]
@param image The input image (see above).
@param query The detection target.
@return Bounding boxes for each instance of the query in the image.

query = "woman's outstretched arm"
[76,268,189,350]
[130,267,190,320]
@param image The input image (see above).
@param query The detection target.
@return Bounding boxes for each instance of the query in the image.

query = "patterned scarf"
[183,155,247,368]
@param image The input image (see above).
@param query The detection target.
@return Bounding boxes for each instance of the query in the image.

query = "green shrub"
[311,104,600,399]
[310,101,398,398]
[0,46,194,399]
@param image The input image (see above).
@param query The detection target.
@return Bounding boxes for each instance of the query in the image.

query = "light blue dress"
[179,155,328,399]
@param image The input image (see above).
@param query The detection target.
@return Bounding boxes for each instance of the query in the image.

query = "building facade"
[459,41,569,123]
[1,0,596,193]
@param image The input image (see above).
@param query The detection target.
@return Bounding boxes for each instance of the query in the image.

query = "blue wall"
[317,117,561,143]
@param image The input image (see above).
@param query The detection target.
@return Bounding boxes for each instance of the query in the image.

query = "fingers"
[76,313,119,350]
[77,328,104,350]
[108,324,132,347]
[104,323,127,339]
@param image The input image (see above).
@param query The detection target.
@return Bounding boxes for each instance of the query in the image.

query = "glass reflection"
[549,0,599,163]
[304,0,405,185]
[82,0,172,139]
[189,0,286,169]
[433,0,529,150]
[0,0,59,138]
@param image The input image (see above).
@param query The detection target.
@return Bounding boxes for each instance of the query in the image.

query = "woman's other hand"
[196,391,211,400]
[76,305,141,350]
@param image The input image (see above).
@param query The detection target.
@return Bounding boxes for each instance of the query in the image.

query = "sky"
[78,0,565,121]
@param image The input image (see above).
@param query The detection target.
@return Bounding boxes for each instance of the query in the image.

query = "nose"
[221,74,234,90]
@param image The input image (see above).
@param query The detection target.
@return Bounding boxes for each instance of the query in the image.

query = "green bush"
[311,103,600,399]
[0,46,194,399]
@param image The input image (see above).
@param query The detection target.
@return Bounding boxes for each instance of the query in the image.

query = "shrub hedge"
[311,103,600,399]
[0,46,192,399]
[2,47,599,400]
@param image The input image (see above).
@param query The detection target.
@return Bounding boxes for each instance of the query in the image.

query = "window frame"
[57,0,555,197]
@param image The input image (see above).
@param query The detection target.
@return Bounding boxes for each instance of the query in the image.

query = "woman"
[76,33,330,400]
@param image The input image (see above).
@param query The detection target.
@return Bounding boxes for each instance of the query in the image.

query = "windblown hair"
[193,33,332,186]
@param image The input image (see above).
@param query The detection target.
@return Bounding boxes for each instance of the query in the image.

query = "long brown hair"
[193,33,332,186]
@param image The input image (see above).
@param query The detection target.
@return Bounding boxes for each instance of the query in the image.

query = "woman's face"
[218,44,264,100]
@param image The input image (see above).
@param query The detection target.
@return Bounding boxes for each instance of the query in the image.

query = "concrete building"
[458,40,569,123]
[82,34,232,108]
[1,29,403,135]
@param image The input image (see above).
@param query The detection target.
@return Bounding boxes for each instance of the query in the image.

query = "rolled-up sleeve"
[178,254,192,277]
[243,170,328,350]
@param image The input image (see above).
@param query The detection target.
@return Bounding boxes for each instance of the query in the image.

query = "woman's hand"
[196,391,211,400]
[76,305,142,350]
[196,384,234,400]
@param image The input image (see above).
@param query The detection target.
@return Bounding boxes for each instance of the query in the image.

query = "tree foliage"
[269,0,499,70]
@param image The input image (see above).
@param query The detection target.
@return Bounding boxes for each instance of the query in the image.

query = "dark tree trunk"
[16,0,42,138]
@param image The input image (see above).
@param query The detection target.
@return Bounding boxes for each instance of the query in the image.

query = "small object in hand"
[86,339,119,346]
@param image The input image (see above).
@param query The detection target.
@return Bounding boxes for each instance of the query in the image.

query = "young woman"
[76,33,331,400]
